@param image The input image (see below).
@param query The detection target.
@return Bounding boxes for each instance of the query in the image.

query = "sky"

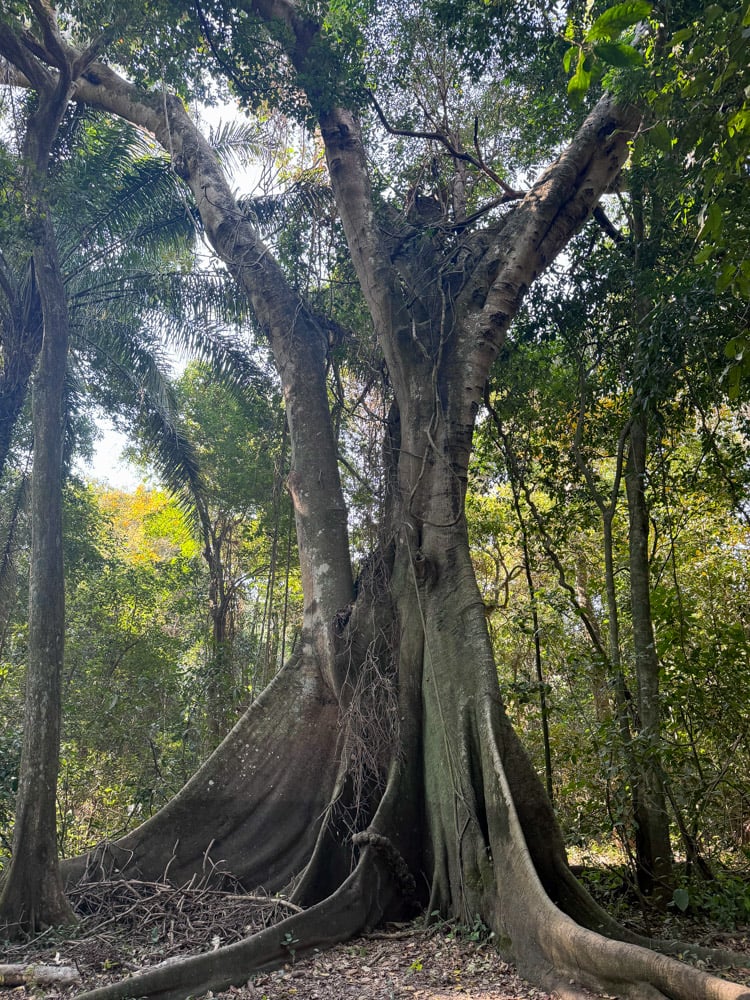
[77,419,144,491]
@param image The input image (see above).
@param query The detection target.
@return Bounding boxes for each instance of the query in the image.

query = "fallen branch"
[0,962,81,988]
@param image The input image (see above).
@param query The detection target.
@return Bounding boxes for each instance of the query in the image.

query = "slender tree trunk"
[601,515,636,752]
[625,410,673,898]
[0,216,76,936]
[200,518,234,746]
[506,460,554,800]
[0,51,78,934]
[574,558,611,721]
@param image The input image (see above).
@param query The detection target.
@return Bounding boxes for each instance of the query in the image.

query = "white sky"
[77,420,144,491]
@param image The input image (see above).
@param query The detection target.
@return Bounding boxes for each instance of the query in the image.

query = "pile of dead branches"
[0,869,303,993]
[65,874,302,959]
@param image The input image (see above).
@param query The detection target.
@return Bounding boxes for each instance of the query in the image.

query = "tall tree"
[0,1,103,933]
[0,31,255,933]
[2,3,748,998]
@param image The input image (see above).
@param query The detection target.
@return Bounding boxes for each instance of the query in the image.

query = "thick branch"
[455,96,640,427]
[0,16,53,92]
[318,107,413,382]
[65,61,353,651]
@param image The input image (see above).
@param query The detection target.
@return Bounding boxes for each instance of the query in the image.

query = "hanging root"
[334,549,402,836]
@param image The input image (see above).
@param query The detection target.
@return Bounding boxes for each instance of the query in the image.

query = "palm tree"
[0,95,268,934]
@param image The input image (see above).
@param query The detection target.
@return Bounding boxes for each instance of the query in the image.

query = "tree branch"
[593,204,625,243]
[368,91,523,201]
[0,16,53,92]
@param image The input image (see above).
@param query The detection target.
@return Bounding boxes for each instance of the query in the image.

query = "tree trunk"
[574,557,612,722]
[0,213,77,936]
[0,56,78,936]
[626,410,673,899]
[70,409,749,1000]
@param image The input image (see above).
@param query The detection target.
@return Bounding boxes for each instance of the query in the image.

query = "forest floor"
[3,877,750,999]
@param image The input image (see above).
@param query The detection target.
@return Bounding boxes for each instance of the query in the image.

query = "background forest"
[0,0,749,949]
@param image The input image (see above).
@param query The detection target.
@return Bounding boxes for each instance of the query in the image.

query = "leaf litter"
[2,876,748,1000]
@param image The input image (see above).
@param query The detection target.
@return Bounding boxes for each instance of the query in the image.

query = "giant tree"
[2,2,749,999]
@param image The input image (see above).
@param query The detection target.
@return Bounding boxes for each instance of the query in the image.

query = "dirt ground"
[206,927,557,1000]
[1,920,579,999]
[3,879,749,1000]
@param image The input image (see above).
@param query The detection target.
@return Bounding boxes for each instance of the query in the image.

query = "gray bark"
[0,62,77,935]
[626,410,673,897]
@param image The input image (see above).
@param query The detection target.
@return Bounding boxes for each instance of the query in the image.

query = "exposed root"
[351,831,416,898]
[74,848,398,1000]
[554,862,750,971]
[482,700,750,1000]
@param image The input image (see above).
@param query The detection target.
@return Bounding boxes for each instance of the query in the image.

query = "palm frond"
[238,174,333,232]
[134,401,205,521]
[208,117,269,175]
[77,334,204,520]
[74,317,178,421]
[55,114,198,271]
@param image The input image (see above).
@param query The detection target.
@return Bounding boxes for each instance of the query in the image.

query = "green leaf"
[717,261,737,293]
[724,336,747,360]
[586,1,652,42]
[594,41,644,66]
[568,47,592,100]
[670,26,694,45]
[648,122,673,152]
[697,201,723,240]
[563,45,578,74]
[727,108,749,137]
[672,887,690,912]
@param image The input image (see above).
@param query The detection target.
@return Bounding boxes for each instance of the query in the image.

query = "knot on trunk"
[412,549,437,589]
[352,831,416,898]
